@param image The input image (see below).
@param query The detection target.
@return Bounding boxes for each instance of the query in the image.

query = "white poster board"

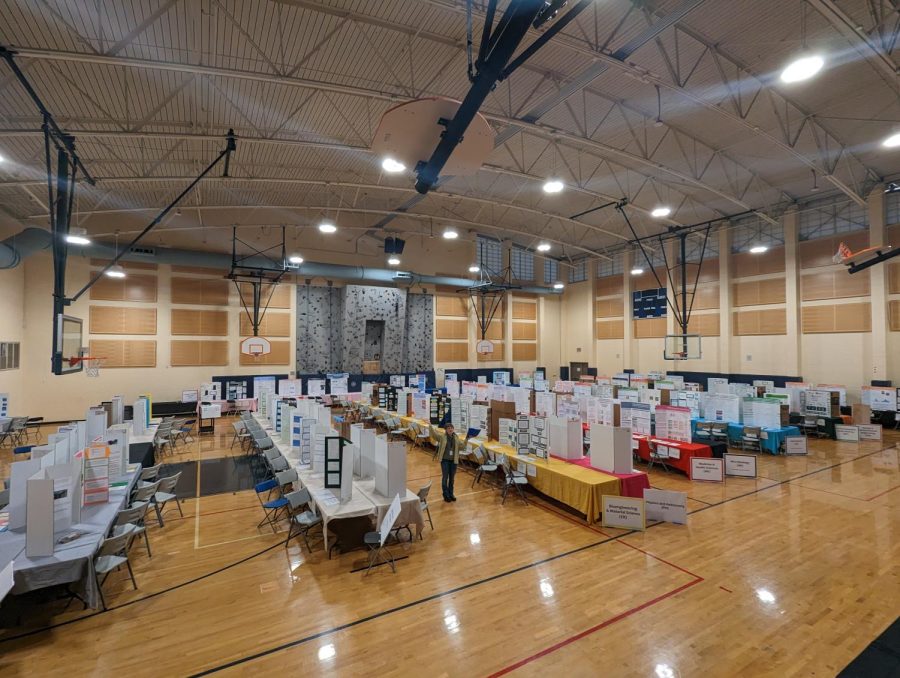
[644,489,687,525]
[654,405,692,442]
[708,377,729,394]
[379,494,403,546]
[589,424,632,474]
[307,379,326,397]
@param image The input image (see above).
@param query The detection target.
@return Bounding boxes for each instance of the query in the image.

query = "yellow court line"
[197,532,286,549]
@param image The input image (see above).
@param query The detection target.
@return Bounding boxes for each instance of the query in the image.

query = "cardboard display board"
[690,457,724,482]
[861,387,897,412]
[708,377,729,394]
[805,389,839,417]
[620,402,652,435]
[702,393,741,423]
[644,489,687,525]
[601,496,646,531]
[742,398,782,429]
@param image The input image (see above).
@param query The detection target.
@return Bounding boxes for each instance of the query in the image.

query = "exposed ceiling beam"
[0,127,679,227]
[22,202,614,261]
[806,0,899,94]
[2,173,634,244]
[5,48,766,217]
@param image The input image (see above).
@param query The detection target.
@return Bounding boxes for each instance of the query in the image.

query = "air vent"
[392,271,412,280]
[130,246,156,256]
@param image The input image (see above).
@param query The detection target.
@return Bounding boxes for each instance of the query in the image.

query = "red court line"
[487,577,703,677]
[867,484,900,501]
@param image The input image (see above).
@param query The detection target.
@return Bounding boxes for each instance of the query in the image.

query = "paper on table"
[527,464,536,477]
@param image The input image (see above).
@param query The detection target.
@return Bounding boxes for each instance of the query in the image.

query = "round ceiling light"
[318,221,337,234]
[553,281,565,290]
[288,254,304,264]
[468,264,480,273]
[387,256,401,266]
[381,157,406,173]
[651,206,672,218]
[542,179,564,194]
[780,55,824,83]
[65,227,91,245]
[536,242,551,252]
[105,264,126,278]
[631,267,644,275]
[442,228,459,239]
[882,132,900,149]
[749,245,768,254]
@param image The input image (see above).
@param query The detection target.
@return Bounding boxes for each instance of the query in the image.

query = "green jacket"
[436,429,462,464]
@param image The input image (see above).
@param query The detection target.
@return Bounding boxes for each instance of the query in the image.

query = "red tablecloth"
[551,454,651,498]
[633,435,712,475]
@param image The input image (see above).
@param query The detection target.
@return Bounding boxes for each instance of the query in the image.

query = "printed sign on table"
[690,457,724,482]
[784,436,808,455]
[644,489,687,525]
[835,424,860,442]
[724,453,758,478]
[601,496,646,531]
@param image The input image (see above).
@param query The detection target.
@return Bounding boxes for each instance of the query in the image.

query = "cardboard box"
[490,399,517,443]
[851,403,872,425]
[780,404,790,427]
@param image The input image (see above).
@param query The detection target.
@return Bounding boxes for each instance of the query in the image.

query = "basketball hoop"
[240,336,271,360]
[69,356,103,377]
[664,334,701,361]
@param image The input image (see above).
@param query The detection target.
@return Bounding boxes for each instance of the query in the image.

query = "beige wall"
[0,265,25,408]
[18,254,296,421]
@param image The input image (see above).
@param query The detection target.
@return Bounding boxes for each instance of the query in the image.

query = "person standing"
[439,423,462,502]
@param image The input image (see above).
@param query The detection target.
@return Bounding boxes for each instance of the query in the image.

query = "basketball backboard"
[664,334,701,361]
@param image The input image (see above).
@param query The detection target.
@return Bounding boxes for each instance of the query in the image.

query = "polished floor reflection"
[0,420,897,676]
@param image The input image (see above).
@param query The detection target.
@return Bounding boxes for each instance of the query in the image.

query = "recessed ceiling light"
[536,242,551,252]
[105,264,126,278]
[387,256,400,266]
[631,267,644,275]
[442,228,459,239]
[65,227,91,245]
[553,281,565,290]
[288,254,304,264]
[543,179,564,194]
[882,132,900,148]
[651,206,672,218]
[468,264,480,273]
[318,221,337,234]
[381,157,406,173]
[780,55,824,83]
[749,245,768,254]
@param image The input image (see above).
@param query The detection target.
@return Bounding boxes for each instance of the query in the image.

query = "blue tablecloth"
[691,419,801,454]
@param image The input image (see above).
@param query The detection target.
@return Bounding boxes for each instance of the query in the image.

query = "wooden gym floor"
[0,419,898,677]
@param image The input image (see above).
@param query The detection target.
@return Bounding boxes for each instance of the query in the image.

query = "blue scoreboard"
[632,288,667,318]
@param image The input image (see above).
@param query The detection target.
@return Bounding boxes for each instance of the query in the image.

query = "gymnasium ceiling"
[0,0,897,266]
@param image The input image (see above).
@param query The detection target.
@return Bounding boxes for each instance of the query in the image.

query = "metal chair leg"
[125,560,138,590]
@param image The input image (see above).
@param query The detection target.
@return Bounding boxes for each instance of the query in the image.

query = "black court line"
[187,442,897,676]
[0,539,286,644]
[3,442,894,658]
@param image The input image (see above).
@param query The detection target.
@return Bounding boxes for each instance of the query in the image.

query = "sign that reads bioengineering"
[601,496,646,531]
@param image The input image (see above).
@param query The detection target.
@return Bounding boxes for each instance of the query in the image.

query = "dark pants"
[441,459,457,499]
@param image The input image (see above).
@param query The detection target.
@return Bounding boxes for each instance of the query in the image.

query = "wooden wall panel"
[633,317,667,338]
[239,340,290,365]
[733,309,787,336]
[889,301,900,331]
[89,274,158,302]
[170,340,228,366]
[239,312,291,337]
[801,303,871,333]
[675,284,719,310]
[171,278,229,306]
[888,262,900,294]
[237,282,292,309]
[89,340,156,367]
[595,275,624,296]
[483,321,504,341]
[683,258,719,283]
[435,318,468,340]
[171,265,228,275]
[686,314,720,336]
[596,320,625,339]
[512,343,537,361]
[800,232,868,269]
[171,309,229,336]
[511,301,537,319]
[477,342,504,361]
[731,247,785,278]
[801,269,870,301]
[435,342,468,362]
[733,278,786,306]
[89,306,157,335]
[512,321,537,340]
[436,295,468,317]
[632,268,668,291]
[595,298,623,318]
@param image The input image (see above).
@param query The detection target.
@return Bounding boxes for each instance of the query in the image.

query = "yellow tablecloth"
[470,440,621,523]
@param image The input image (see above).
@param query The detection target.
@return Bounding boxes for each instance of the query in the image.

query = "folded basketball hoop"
[68,355,103,377]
